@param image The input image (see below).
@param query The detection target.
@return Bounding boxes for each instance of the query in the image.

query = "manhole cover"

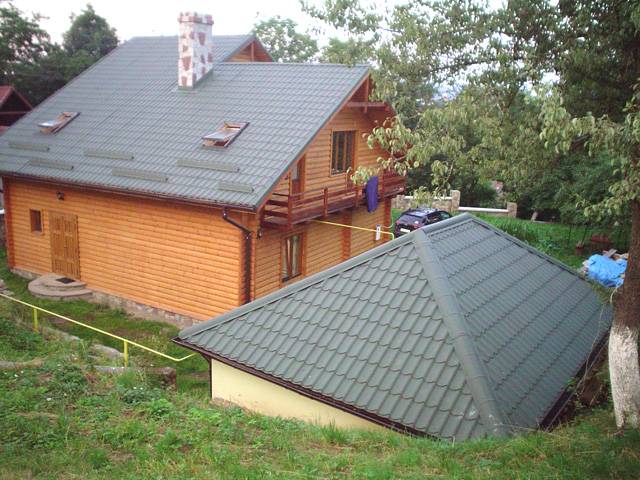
[56,277,76,284]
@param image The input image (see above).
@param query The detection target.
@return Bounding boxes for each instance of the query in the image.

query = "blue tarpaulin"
[365,176,379,212]
[586,254,627,288]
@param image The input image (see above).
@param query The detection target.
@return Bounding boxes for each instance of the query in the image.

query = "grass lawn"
[0,249,210,395]
[0,216,633,479]
[1,319,639,479]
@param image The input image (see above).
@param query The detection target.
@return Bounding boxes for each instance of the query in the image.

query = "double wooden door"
[49,211,80,279]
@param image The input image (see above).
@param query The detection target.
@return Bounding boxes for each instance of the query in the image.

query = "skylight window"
[202,122,248,148]
[38,112,79,134]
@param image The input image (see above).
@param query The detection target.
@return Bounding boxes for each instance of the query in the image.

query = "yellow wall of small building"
[210,359,386,432]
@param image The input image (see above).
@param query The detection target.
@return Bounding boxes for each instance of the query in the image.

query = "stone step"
[39,274,87,290]
[28,273,93,302]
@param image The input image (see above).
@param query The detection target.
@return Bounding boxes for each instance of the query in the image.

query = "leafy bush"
[141,398,174,418]
[116,385,161,405]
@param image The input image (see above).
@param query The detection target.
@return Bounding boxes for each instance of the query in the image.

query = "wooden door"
[290,157,305,196]
[49,211,80,279]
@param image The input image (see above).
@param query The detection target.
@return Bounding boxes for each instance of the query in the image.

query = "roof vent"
[27,158,74,171]
[176,159,239,172]
[85,149,134,161]
[112,167,168,183]
[202,122,248,148]
[218,180,254,193]
[38,112,79,134]
[8,142,49,152]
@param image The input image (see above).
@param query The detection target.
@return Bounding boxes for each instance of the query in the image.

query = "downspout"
[222,208,252,304]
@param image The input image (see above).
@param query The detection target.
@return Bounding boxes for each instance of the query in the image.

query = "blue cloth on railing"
[586,254,627,288]
[365,176,379,212]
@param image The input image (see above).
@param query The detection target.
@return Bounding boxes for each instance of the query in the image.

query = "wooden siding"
[6,179,245,320]
[273,107,388,195]
[253,203,390,298]
[228,41,272,62]
[350,199,390,257]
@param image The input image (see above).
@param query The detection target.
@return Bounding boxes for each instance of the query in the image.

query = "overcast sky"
[15,0,334,43]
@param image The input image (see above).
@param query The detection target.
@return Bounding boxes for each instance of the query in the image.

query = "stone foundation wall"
[90,291,198,329]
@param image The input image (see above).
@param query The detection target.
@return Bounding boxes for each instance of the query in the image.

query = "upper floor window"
[331,131,355,174]
[281,233,303,282]
[203,122,248,148]
[30,209,42,233]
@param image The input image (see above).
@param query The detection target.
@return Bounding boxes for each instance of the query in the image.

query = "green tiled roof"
[0,35,369,209]
[177,214,611,439]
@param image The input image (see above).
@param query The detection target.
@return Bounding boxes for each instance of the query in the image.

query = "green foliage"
[0,2,117,105]
[63,4,118,58]
[540,86,640,223]
[87,448,110,469]
[117,384,160,405]
[252,16,318,62]
[320,37,373,64]
[1,296,640,478]
[47,364,88,397]
[320,422,349,445]
[0,317,41,352]
[141,397,175,418]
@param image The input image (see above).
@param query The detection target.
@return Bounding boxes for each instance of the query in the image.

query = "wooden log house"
[0,13,405,326]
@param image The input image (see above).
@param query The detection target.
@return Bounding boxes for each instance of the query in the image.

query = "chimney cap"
[178,12,213,25]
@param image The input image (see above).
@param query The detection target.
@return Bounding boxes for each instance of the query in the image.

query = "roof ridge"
[412,228,511,438]
[178,231,415,340]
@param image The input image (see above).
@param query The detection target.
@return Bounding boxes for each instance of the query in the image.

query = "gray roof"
[0,36,369,209]
[177,214,611,439]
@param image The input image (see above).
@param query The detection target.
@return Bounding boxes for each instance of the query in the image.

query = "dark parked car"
[394,208,452,237]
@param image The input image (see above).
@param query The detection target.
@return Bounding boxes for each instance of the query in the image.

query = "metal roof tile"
[178,215,611,440]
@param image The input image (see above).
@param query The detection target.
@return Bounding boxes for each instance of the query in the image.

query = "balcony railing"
[261,172,406,229]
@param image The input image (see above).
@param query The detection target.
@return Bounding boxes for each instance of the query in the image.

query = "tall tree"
[320,37,372,64]
[63,4,118,78]
[253,16,318,62]
[310,0,640,430]
[0,3,117,106]
[0,1,57,104]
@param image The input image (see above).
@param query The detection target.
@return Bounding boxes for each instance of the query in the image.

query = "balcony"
[261,172,406,230]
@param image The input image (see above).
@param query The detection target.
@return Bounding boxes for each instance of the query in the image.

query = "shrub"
[141,398,174,418]
[116,385,161,405]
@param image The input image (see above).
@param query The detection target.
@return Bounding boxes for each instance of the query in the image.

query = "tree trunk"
[610,199,640,430]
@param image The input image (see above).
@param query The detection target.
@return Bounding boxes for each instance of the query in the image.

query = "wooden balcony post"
[287,195,293,229]
[323,187,329,218]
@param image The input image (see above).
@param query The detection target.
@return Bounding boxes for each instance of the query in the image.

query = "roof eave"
[1,172,257,213]
[253,66,373,213]
[172,336,432,437]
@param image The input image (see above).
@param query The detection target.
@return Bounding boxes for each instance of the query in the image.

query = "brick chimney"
[178,12,214,88]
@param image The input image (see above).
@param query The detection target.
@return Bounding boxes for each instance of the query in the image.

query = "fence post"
[123,340,129,367]
[33,307,38,333]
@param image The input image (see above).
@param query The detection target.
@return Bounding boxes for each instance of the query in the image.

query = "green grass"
[476,215,587,268]
[392,209,593,269]
[1,321,639,479]
[0,218,633,478]
[0,249,209,395]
